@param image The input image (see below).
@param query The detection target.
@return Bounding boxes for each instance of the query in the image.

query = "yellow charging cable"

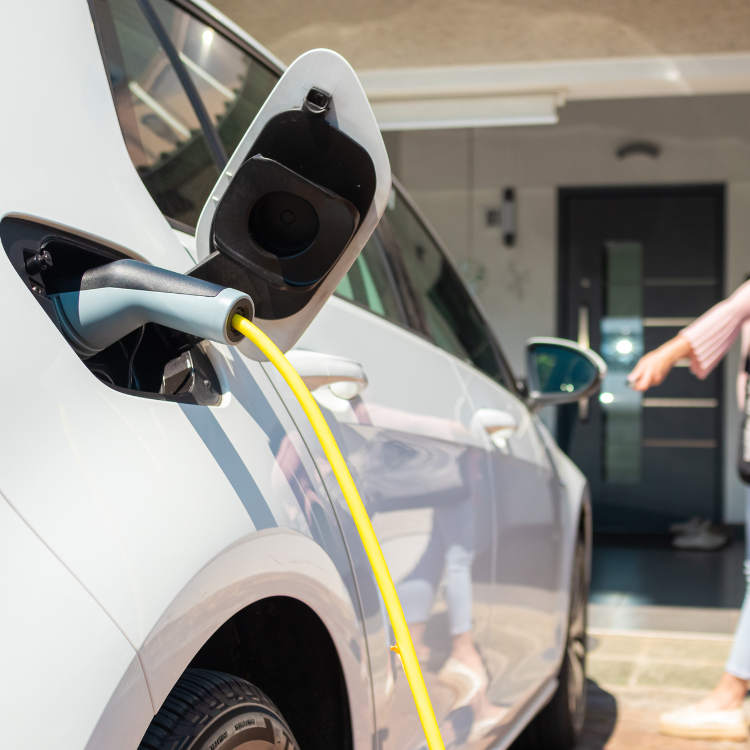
[232,314,445,750]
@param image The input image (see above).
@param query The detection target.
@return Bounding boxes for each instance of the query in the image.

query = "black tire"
[138,668,300,750]
[526,533,588,750]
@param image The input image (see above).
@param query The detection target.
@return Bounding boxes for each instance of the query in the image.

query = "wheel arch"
[188,596,353,750]
[86,528,371,750]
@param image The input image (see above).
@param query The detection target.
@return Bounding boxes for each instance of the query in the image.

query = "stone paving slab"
[576,630,748,750]
[578,682,749,750]
[587,631,733,690]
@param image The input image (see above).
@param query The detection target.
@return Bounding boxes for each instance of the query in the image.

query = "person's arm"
[628,279,750,392]
[627,335,692,391]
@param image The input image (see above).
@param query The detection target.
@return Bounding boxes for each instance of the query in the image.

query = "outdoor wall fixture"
[485,187,517,247]
[616,141,661,159]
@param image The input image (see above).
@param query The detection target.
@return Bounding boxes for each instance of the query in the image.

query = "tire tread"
[138,668,289,750]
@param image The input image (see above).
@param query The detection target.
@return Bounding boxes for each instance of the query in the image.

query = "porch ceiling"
[213,0,750,70]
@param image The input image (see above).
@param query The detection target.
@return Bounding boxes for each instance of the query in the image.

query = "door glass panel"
[335,235,405,323]
[386,189,504,382]
[94,0,220,228]
[600,241,644,483]
[150,0,278,160]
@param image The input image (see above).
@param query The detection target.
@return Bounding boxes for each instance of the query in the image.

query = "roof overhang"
[358,52,750,130]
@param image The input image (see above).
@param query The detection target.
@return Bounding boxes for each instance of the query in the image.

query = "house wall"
[385,93,750,522]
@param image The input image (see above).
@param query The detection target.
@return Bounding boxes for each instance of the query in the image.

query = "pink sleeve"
[738,321,750,410]
[681,280,750,379]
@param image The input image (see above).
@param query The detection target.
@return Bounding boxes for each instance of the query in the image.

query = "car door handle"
[473,408,518,441]
[285,349,368,400]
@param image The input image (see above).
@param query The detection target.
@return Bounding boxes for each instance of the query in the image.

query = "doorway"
[558,185,725,532]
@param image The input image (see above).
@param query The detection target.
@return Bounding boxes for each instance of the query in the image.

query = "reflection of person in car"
[396,452,505,738]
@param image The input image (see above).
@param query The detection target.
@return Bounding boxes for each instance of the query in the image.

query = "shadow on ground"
[575,681,619,749]
[508,680,617,750]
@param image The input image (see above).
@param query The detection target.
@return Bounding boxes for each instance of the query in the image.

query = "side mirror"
[525,337,607,410]
[190,49,391,358]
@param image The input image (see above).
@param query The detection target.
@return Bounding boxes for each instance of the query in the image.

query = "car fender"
[87,528,373,750]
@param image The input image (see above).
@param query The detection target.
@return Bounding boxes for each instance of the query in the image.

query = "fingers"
[627,357,649,390]
[628,354,664,391]
[628,353,675,391]
[630,366,657,391]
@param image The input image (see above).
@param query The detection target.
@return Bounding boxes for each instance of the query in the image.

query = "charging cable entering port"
[231,313,446,750]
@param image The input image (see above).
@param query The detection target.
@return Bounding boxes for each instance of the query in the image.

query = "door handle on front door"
[285,349,368,400]
[472,408,518,446]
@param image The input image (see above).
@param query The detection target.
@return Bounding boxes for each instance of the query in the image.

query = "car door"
[383,185,568,724]
[264,226,499,750]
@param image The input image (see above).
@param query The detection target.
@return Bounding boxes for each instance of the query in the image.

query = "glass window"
[335,235,404,323]
[599,241,644,484]
[94,0,220,228]
[385,188,504,382]
[150,0,278,160]
[93,0,279,229]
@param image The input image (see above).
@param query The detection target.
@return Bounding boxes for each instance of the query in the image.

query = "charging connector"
[50,259,254,357]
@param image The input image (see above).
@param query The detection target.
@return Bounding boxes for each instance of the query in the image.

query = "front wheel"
[138,668,299,750]
[526,532,588,750]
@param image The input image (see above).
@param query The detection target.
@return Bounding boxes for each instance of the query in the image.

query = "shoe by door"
[558,186,724,532]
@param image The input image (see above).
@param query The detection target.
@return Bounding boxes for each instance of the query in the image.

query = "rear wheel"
[138,668,299,750]
[526,532,588,750]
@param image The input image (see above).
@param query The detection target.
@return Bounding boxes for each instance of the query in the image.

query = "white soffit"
[371,92,559,131]
[358,52,750,130]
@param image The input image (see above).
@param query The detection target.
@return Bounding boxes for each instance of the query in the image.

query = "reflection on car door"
[383,186,567,726]
[265,232,498,750]
[456,365,566,709]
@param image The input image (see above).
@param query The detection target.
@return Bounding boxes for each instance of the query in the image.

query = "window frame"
[166,0,284,77]
[385,177,519,394]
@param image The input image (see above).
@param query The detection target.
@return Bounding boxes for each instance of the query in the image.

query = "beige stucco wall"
[214,0,750,69]
[387,93,750,522]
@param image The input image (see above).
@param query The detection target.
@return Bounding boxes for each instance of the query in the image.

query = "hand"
[627,335,692,392]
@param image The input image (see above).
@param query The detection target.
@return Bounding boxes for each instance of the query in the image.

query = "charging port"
[1,218,221,405]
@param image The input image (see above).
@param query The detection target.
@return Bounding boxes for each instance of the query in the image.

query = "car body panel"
[0,494,152,750]
[454,361,566,713]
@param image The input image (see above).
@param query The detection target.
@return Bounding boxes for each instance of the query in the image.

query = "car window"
[335,234,405,323]
[93,0,220,228]
[150,0,278,161]
[92,0,278,230]
[385,188,505,383]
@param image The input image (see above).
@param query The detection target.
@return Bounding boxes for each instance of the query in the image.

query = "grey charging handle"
[50,260,254,357]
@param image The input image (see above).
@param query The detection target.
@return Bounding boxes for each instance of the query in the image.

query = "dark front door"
[558,186,725,532]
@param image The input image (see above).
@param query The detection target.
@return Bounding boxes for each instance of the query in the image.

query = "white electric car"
[0,2,602,750]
